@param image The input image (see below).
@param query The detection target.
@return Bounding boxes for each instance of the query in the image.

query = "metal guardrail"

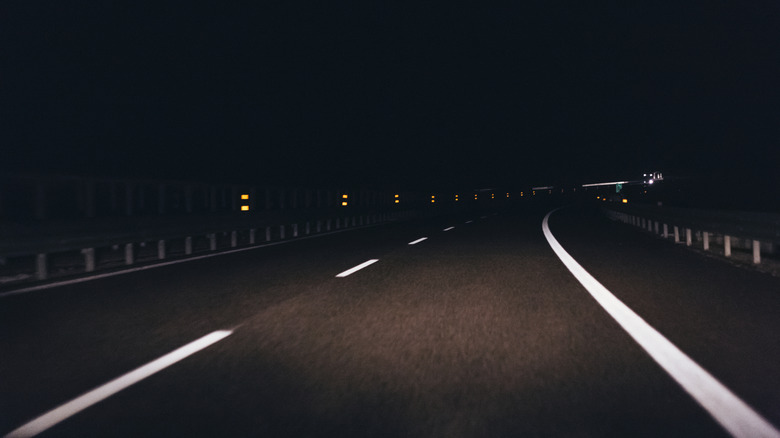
[603,204,780,265]
[0,209,422,290]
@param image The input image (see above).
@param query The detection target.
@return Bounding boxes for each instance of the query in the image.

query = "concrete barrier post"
[266,226,271,242]
[231,231,237,248]
[336,218,340,229]
[158,240,166,259]
[327,219,332,231]
[208,234,217,251]
[753,240,761,264]
[663,224,668,238]
[280,225,286,239]
[305,221,310,235]
[292,224,298,238]
[82,248,95,272]
[703,232,709,251]
[317,220,322,233]
[249,229,256,245]
[35,254,47,280]
[724,235,731,257]
[685,228,692,246]
[185,236,193,255]
[673,226,680,243]
[125,243,134,265]
[654,221,659,234]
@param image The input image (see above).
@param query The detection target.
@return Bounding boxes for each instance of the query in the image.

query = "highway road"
[2,202,779,437]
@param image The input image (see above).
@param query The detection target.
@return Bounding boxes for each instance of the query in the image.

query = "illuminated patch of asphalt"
[542,209,780,438]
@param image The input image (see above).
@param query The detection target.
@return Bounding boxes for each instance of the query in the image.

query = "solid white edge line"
[335,259,379,277]
[443,227,455,231]
[0,222,385,298]
[4,330,233,438]
[408,237,428,245]
[542,209,780,438]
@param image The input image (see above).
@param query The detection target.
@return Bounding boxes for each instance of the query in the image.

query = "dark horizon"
[3,2,778,206]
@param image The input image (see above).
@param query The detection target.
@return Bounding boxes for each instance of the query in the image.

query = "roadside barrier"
[604,205,779,266]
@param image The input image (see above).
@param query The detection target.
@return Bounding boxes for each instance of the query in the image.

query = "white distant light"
[649,179,654,184]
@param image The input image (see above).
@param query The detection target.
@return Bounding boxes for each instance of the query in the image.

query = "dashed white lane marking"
[5,330,233,438]
[335,259,379,277]
[542,210,780,438]
[465,220,473,224]
[443,227,455,231]
[480,215,488,219]
[408,237,428,245]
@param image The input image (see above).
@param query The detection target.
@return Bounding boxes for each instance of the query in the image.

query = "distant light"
[342,194,348,199]
[648,179,654,184]
[622,199,628,204]
[241,205,250,211]
[506,193,510,198]
[474,194,478,200]
[394,199,399,204]
[520,192,524,197]
[394,194,399,198]
[241,194,249,200]
[532,191,536,195]
[596,196,600,199]
[341,201,348,206]
[491,193,495,199]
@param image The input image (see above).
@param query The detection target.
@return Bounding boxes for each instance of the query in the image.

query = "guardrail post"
[292,224,298,238]
[35,254,47,280]
[280,225,286,239]
[724,235,731,257]
[753,240,761,264]
[125,243,134,265]
[208,233,216,251]
[249,229,256,244]
[685,228,692,246]
[230,231,237,248]
[158,240,166,259]
[663,223,668,238]
[82,248,95,272]
[327,219,332,231]
[185,236,193,255]
[352,216,356,227]
[703,232,709,251]
[317,220,322,233]
[305,222,310,235]
[654,221,659,234]
[265,226,271,242]
[673,226,680,243]
[335,218,340,229]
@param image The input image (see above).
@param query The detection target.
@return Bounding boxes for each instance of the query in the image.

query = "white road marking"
[4,330,233,438]
[465,220,473,224]
[408,237,428,245]
[335,259,379,277]
[542,210,780,438]
[480,215,488,219]
[443,227,455,231]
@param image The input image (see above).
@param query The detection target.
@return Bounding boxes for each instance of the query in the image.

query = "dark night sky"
[3,2,779,197]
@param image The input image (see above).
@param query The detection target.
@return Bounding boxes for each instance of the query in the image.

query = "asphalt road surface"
[2,202,779,437]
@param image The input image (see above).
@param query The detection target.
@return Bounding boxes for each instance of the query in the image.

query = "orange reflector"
[241,194,249,200]
[241,205,249,211]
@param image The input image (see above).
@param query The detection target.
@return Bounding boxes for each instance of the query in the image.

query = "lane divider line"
[542,210,780,438]
[465,220,473,224]
[4,330,233,438]
[335,259,379,278]
[443,227,455,231]
[408,237,428,245]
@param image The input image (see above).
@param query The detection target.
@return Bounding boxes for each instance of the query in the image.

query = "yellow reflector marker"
[240,194,249,200]
[241,205,249,211]
[622,199,628,204]
[342,194,348,199]
[395,200,399,204]
[341,201,348,206]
